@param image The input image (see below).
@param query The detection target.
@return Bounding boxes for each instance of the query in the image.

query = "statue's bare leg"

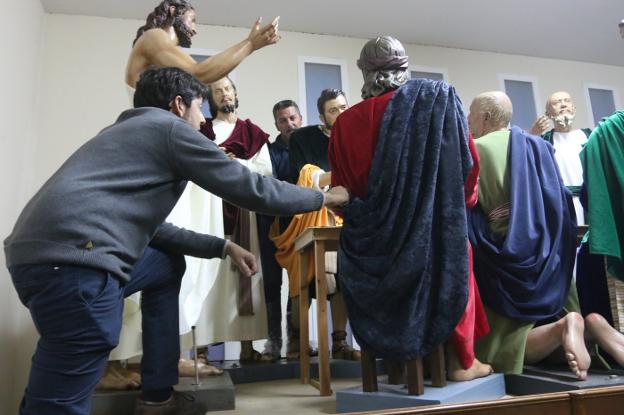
[525,312,590,380]
[585,313,624,367]
[447,343,493,381]
[562,312,590,380]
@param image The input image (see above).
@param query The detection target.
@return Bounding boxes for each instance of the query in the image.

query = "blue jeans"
[256,213,283,305]
[9,247,186,415]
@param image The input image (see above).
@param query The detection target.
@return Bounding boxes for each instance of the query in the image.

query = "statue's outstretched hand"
[530,115,551,136]
[248,16,281,50]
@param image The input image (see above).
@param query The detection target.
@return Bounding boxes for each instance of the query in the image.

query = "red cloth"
[464,135,480,210]
[201,118,269,160]
[329,93,489,369]
[330,92,394,199]
[201,117,270,235]
[451,135,490,368]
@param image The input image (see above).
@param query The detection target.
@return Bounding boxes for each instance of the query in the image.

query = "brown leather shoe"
[133,391,205,415]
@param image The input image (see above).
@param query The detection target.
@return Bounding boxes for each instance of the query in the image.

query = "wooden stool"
[361,345,447,395]
[294,226,341,396]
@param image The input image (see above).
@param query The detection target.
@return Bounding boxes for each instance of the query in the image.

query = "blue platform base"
[335,373,506,413]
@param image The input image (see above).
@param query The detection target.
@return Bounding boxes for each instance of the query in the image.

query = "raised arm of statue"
[126,17,280,88]
[530,114,553,136]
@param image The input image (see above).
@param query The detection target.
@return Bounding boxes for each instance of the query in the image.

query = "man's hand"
[219,146,237,160]
[323,186,350,208]
[318,172,332,188]
[248,17,281,51]
[225,241,258,277]
[530,115,552,136]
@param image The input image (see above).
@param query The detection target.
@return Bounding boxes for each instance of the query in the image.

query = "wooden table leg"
[314,241,332,396]
[406,359,424,396]
[428,345,447,387]
[385,359,404,385]
[361,349,378,392]
[299,246,310,385]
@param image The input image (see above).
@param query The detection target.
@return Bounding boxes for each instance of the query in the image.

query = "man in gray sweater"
[4,67,348,415]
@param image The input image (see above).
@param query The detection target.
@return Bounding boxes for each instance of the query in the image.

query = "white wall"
[0,0,45,413]
[3,10,624,411]
[32,14,624,186]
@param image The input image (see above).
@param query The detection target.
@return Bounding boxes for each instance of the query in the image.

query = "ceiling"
[41,0,624,66]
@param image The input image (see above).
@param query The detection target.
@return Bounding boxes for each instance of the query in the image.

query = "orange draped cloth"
[270,164,342,298]
[329,91,489,369]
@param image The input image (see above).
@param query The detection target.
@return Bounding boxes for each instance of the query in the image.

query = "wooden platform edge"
[344,384,624,415]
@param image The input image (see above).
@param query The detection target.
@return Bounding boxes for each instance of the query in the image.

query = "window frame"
[297,56,349,125]
[498,73,542,129]
[409,64,449,82]
[583,82,620,127]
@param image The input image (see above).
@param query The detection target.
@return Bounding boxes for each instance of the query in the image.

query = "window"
[187,48,236,118]
[585,84,619,126]
[298,57,348,125]
[499,75,540,130]
[409,65,448,82]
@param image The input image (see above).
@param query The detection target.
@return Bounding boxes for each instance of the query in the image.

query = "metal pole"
[192,325,201,386]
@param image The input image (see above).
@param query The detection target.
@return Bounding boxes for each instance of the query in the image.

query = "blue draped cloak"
[338,79,473,359]
[468,126,577,322]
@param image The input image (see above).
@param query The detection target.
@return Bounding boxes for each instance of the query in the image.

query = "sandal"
[260,339,282,362]
[96,361,141,391]
[239,349,263,363]
[332,331,361,361]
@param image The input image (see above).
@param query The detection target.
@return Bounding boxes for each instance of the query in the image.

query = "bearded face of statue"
[546,91,576,128]
[173,9,197,48]
[208,77,239,117]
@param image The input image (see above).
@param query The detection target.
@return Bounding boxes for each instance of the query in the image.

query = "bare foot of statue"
[446,342,493,381]
[96,360,141,390]
[117,362,141,385]
[585,312,624,367]
[447,354,493,381]
[178,358,224,377]
[562,312,591,380]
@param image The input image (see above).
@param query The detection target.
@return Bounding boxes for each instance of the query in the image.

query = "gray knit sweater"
[4,108,323,282]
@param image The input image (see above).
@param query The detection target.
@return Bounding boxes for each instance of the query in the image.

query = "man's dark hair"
[317,89,346,115]
[133,0,195,47]
[272,100,300,119]
[207,77,239,118]
[134,67,208,110]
